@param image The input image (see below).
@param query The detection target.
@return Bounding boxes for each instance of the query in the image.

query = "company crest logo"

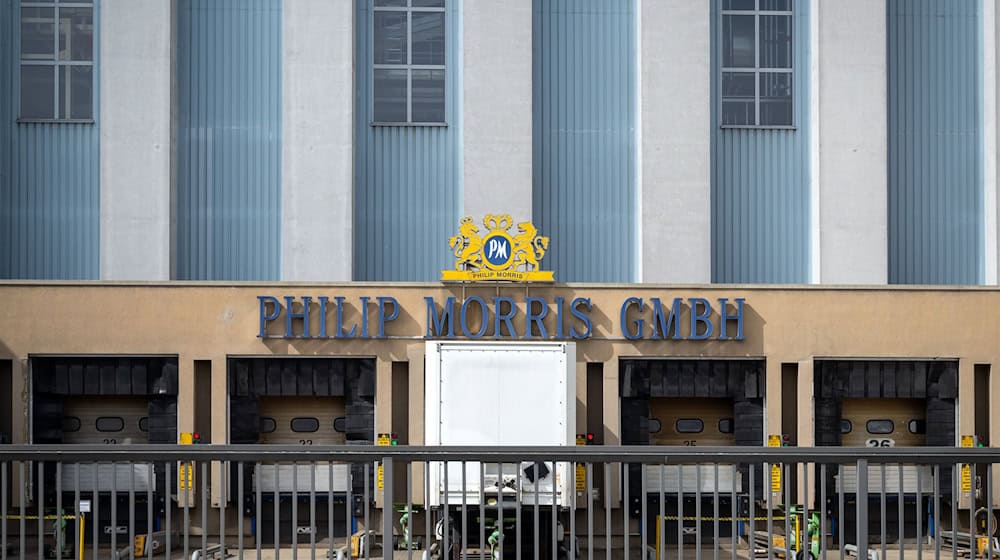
[441,214,554,282]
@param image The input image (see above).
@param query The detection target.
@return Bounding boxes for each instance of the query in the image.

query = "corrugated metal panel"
[887,0,982,285]
[0,2,100,280]
[353,1,461,281]
[711,0,811,284]
[176,0,281,281]
[531,0,638,283]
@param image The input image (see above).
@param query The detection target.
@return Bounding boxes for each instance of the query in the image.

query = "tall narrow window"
[372,0,446,124]
[720,0,792,127]
[19,0,95,121]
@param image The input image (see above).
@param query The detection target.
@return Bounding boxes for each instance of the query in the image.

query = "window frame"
[17,0,96,123]
[719,0,794,129]
[371,0,447,126]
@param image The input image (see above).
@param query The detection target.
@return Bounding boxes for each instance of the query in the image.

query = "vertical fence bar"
[514,462,519,560]
[731,464,737,560]
[383,456,393,560]
[934,465,940,560]
[969,462,976,560]
[880,463,886,560]
[2,459,6,560]
[749,465,755,560]
[364,462,370,558]
[93,463,99,560]
[820,464,827,560]
[220,462,227,558]
[677,465,683,560]
[460,461,466,560]
[348,462,355,560]
[129,463,134,560]
[406,462,413,560]
[952,463,958,560]
[255,462,261,560]
[166,462,172,560]
[238,463,244,560]
[18,462,24,560]
[659,465,665,560]
[55,462,62,560]
[292,463,298,560]
[624,460,630,560]
[310,464,315,560]
[496,461,502,560]
[987,465,994,560]
[183,460,189,560]
[201,461,207,557]
[713,463,719,560]
[480,462,486,560]
[606,463,612,560]
[587,462,593,559]
[442,461,448,560]
[766,461,773,560]
[552,460,557,560]
[532,461,538,560]
[37,461,43,560]
[273,463,280,557]
[918,465,924,560]
[695,465,702,560]
[803,461,810,560]
[783,463,790,560]
[328,461,334,560]
[898,464,904,560]
[838,463,845,560]
[426,462,432,560]
[146,463,153,560]
[857,459,868,560]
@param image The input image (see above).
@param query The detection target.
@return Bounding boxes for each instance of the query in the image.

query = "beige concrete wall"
[2,283,997,507]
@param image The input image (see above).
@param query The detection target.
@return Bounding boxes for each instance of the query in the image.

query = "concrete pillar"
[281,0,354,281]
[461,0,533,221]
[817,0,888,284]
[99,0,174,280]
[639,0,712,283]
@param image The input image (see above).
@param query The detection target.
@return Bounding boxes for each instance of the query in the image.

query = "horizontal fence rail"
[0,446,996,560]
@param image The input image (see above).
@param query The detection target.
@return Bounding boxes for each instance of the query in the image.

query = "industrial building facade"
[0,0,996,286]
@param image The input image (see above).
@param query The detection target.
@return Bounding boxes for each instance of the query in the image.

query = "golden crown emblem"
[441,214,554,282]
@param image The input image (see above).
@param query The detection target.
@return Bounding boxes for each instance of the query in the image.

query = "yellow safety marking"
[575,464,586,492]
[656,515,787,522]
[0,514,78,520]
[768,435,782,447]
[133,534,147,558]
[771,464,782,493]
[377,433,391,446]
[962,435,976,448]
[179,432,193,445]
[377,464,384,491]
[961,464,972,493]
[178,462,193,491]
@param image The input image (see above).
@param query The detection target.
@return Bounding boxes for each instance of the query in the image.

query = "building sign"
[257,295,745,341]
[441,214,554,282]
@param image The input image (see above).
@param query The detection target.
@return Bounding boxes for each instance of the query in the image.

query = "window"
[647,418,662,433]
[718,418,734,434]
[19,0,95,121]
[290,417,320,433]
[260,417,277,434]
[372,0,446,124]
[866,420,895,435]
[840,419,853,434]
[138,417,148,433]
[675,419,704,434]
[720,0,792,127]
[62,416,81,432]
[95,417,124,432]
[908,419,926,435]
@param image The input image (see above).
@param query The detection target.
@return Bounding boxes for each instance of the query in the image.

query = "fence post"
[856,459,869,557]
[383,456,394,560]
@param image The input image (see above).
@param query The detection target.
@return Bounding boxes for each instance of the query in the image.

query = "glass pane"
[648,419,662,433]
[21,7,55,60]
[722,0,755,10]
[866,419,894,435]
[759,15,791,68]
[675,419,704,434]
[411,68,445,122]
[413,0,446,7]
[374,0,406,6]
[760,0,791,11]
[374,68,408,122]
[290,417,319,433]
[260,418,276,433]
[411,12,445,65]
[721,71,754,126]
[718,418,734,434]
[59,65,92,119]
[96,417,125,432]
[722,15,754,68]
[138,417,149,432]
[840,419,852,434]
[374,11,407,65]
[62,417,81,432]
[908,419,926,434]
[20,65,55,119]
[59,7,93,61]
[759,72,792,126]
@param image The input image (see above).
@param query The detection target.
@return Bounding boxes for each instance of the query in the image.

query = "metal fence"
[1,445,998,560]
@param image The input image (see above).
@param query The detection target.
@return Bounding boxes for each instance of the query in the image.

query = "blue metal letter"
[317,296,329,338]
[258,296,281,338]
[425,297,456,338]
[525,297,549,338]
[284,296,312,339]
[461,297,489,339]
[718,298,745,340]
[335,296,357,338]
[569,298,592,340]
[555,297,566,339]
[689,298,713,340]
[377,296,400,338]
[359,296,371,338]
[620,297,644,340]
[650,298,683,340]
[493,297,517,339]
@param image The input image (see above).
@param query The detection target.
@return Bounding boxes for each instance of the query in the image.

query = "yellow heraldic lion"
[512,222,550,271]
[449,217,483,270]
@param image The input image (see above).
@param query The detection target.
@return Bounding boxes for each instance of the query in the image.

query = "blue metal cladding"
[0,2,100,279]
[711,0,811,284]
[353,1,461,281]
[176,0,281,281]
[887,0,983,285]
[532,0,638,283]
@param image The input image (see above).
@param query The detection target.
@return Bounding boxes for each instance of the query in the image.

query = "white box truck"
[424,341,576,558]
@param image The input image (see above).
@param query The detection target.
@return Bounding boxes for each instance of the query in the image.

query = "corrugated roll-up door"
[254,397,348,493]
[839,398,930,493]
[646,398,739,493]
[60,397,154,491]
